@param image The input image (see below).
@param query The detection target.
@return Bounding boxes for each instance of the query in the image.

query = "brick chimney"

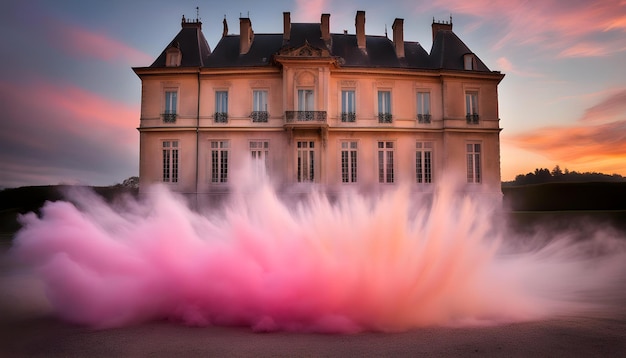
[432,17,453,41]
[283,12,291,42]
[355,11,365,49]
[240,17,253,54]
[392,18,404,58]
[321,13,330,41]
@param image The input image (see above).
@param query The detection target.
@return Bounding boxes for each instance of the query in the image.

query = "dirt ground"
[1,311,625,357]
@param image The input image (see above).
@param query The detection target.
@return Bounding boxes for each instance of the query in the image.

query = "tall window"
[416,142,433,183]
[416,92,431,123]
[215,91,228,123]
[250,140,269,175]
[466,143,481,183]
[297,141,315,182]
[210,140,229,183]
[341,90,356,122]
[378,141,394,183]
[466,91,479,124]
[251,90,268,122]
[341,141,358,183]
[378,91,392,123]
[162,140,179,183]
[298,89,314,111]
[164,90,177,123]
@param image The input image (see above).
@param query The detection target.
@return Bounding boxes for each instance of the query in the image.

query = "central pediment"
[277,41,330,58]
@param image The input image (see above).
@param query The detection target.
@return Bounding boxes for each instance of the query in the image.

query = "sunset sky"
[1,0,625,188]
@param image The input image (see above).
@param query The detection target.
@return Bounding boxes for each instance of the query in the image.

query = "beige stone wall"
[136,65,503,197]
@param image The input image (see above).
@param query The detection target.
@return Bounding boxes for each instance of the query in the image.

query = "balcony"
[162,112,177,123]
[341,112,356,122]
[250,111,269,123]
[417,113,431,124]
[466,113,480,124]
[285,111,327,123]
[214,112,228,123]
[378,113,393,123]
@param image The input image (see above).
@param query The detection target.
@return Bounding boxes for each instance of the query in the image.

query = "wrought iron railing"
[466,113,479,124]
[214,112,228,123]
[162,112,177,123]
[341,112,356,122]
[250,111,269,123]
[285,111,327,122]
[378,113,393,123]
[417,113,431,124]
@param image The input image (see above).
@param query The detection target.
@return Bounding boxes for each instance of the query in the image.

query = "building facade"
[133,11,504,202]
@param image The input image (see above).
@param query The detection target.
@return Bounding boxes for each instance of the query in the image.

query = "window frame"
[341,89,356,122]
[377,141,395,183]
[250,140,269,175]
[465,90,479,124]
[416,141,433,184]
[215,90,229,123]
[377,90,392,123]
[296,140,316,183]
[163,89,178,123]
[251,89,269,122]
[340,140,358,183]
[416,91,431,124]
[466,142,482,183]
[162,140,179,183]
[210,140,229,183]
[297,89,315,111]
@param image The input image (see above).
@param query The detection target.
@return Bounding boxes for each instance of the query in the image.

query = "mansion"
[133,11,504,201]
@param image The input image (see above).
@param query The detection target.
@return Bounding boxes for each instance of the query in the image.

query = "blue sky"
[1,0,625,188]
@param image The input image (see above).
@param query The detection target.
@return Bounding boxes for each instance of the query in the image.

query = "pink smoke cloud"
[11,171,626,332]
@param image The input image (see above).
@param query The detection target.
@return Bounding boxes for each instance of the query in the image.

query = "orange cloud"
[505,89,626,175]
[424,0,626,57]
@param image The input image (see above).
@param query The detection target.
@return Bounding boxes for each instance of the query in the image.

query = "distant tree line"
[505,165,626,186]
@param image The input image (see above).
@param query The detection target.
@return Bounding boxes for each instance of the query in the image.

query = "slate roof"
[430,29,491,72]
[150,22,211,67]
[148,19,493,72]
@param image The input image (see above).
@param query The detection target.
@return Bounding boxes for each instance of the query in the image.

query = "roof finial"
[385,24,388,38]
[450,14,453,25]
[196,6,200,21]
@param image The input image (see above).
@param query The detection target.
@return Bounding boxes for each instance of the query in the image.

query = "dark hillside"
[0,185,138,235]
[502,182,626,211]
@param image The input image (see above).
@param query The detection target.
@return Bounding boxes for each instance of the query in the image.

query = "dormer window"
[166,46,182,67]
[463,53,476,70]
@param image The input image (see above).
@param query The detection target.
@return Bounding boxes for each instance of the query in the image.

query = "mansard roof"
[430,29,492,72]
[150,20,211,67]
[146,15,494,73]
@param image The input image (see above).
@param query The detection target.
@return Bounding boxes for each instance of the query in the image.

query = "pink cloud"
[423,0,626,57]
[496,57,543,78]
[31,82,139,131]
[294,0,328,22]
[580,89,626,122]
[0,80,139,187]
[43,19,152,65]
